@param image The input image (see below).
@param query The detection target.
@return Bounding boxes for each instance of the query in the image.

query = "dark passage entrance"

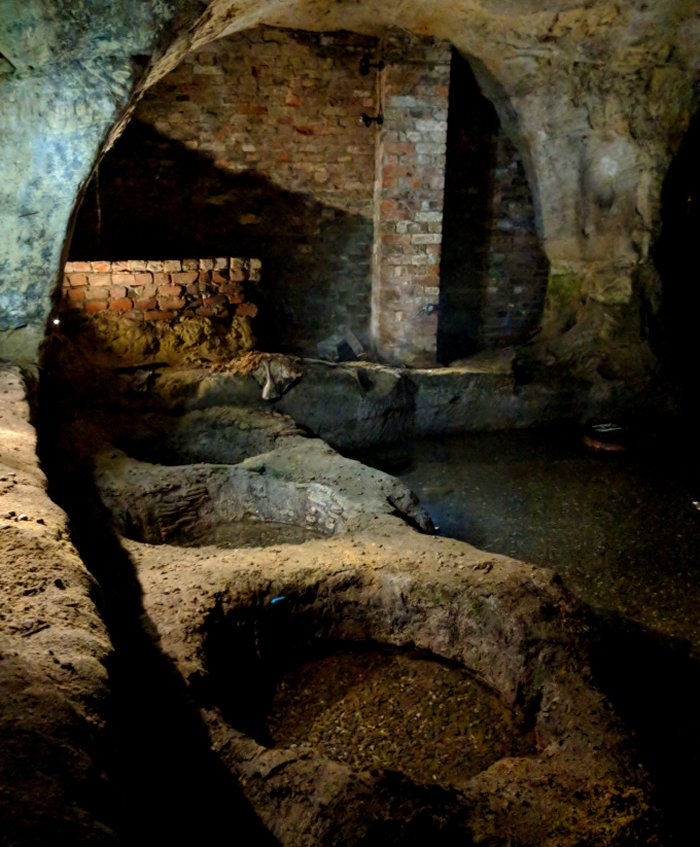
[437,50,548,364]
[654,109,700,418]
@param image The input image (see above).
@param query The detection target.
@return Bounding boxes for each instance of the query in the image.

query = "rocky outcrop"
[92,405,434,544]
[70,373,655,843]
[0,362,663,842]
[86,358,665,452]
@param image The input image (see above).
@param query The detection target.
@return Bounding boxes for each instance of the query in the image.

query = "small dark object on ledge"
[583,422,629,452]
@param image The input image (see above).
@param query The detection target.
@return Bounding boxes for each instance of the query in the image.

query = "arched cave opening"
[63,27,544,371]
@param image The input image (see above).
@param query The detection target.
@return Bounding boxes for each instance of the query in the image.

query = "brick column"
[370,32,451,366]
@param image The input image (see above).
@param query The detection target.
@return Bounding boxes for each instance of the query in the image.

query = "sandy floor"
[266,644,533,785]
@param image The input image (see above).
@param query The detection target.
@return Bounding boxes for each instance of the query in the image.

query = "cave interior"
[1,1,700,845]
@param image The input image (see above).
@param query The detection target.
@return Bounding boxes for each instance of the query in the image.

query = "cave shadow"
[438,50,498,363]
[653,108,700,422]
[590,611,700,845]
[0,647,116,844]
[69,120,373,357]
[35,375,279,846]
[437,51,548,365]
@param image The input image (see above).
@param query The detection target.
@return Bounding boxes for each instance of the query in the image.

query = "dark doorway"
[654,109,700,417]
[437,50,548,365]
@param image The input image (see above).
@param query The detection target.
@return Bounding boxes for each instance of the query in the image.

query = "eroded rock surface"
[93,403,433,545]
[97,359,666,452]
[69,369,657,844]
[126,521,657,845]
[0,363,666,843]
[0,366,115,844]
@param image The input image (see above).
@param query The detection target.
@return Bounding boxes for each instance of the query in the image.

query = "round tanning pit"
[95,453,348,549]
[199,604,535,842]
[266,644,534,786]
[201,598,533,782]
[194,569,657,846]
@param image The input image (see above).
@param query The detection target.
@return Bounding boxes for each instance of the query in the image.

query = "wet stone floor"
[363,426,700,654]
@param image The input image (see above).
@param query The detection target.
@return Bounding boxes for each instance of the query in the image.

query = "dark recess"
[654,109,700,422]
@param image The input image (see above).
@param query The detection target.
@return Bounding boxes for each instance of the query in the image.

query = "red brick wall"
[371,31,451,366]
[61,257,260,322]
[158,29,377,213]
[70,27,379,356]
[68,27,545,367]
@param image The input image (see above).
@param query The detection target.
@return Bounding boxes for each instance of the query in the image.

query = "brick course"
[62,257,260,323]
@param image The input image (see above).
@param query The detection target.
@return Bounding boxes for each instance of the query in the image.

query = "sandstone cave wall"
[0,0,206,361]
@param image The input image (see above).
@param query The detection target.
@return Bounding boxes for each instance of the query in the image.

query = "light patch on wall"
[598,155,619,178]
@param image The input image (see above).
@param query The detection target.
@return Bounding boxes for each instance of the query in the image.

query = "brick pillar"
[370,32,451,367]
